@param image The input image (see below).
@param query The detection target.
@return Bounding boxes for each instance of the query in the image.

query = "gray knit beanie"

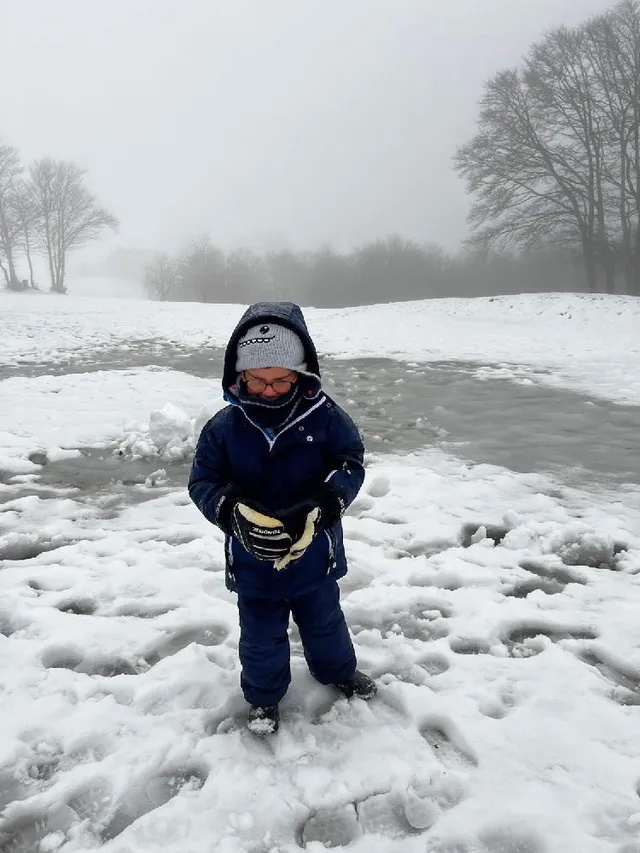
[235,322,307,373]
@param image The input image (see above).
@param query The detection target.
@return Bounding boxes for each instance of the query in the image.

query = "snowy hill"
[2,290,639,403]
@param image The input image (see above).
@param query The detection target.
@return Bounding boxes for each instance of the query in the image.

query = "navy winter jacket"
[188,302,365,599]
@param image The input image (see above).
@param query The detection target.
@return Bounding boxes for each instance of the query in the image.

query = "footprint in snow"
[504,623,597,658]
[111,601,179,618]
[301,774,467,848]
[40,645,144,677]
[505,575,566,599]
[55,597,97,615]
[478,699,509,720]
[448,637,492,656]
[577,649,640,707]
[40,624,229,678]
[0,535,76,562]
[3,735,114,815]
[144,624,229,666]
[426,827,547,853]
[0,805,78,853]
[478,825,548,853]
[418,653,451,676]
[419,719,478,770]
[299,803,362,848]
[100,766,207,841]
[519,559,586,587]
[65,778,113,823]
[0,768,32,812]
[376,652,451,687]
[0,615,15,637]
[349,599,451,642]
[357,793,420,839]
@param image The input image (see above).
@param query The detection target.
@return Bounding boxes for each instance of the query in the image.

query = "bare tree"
[176,235,226,302]
[454,0,640,295]
[585,1,640,294]
[454,67,597,289]
[29,158,118,293]
[526,25,613,291]
[224,248,268,303]
[11,180,38,288]
[354,235,435,301]
[143,253,178,301]
[0,142,23,288]
[306,245,357,307]
[266,250,310,302]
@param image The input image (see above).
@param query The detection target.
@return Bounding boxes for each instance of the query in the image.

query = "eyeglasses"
[244,373,297,394]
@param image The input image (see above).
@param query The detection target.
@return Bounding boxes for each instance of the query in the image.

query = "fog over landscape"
[0,0,623,298]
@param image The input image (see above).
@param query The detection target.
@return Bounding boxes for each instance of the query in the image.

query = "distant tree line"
[455,0,640,295]
[143,234,586,307]
[146,0,639,306]
[0,140,117,293]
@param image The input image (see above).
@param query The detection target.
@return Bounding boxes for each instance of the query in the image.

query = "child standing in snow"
[188,301,376,734]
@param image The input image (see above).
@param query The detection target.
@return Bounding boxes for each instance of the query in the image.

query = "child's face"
[243,368,298,400]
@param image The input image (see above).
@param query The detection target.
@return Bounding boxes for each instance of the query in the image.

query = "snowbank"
[0,368,222,474]
[2,290,639,403]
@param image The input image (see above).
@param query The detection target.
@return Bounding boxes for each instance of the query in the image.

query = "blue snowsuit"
[188,302,365,706]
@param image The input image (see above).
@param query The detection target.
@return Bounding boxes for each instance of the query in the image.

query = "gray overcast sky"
[1,0,616,258]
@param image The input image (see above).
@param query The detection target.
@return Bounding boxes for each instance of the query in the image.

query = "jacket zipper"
[229,394,327,451]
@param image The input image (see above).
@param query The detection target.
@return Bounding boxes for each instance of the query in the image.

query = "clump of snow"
[145,468,168,488]
[116,401,221,462]
[117,404,196,462]
[544,521,618,569]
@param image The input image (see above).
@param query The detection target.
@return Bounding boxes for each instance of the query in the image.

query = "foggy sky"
[1,0,616,259]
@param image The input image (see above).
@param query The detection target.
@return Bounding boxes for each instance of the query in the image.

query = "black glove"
[216,487,293,562]
[274,483,346,569]
[278,483,345,536]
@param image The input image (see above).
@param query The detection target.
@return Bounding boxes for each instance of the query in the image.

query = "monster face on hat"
[235,322,307,373]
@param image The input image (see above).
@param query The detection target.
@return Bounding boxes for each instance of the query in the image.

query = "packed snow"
[1,291,640,853]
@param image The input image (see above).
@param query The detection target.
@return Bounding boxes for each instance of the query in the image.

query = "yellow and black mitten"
[230,502,293,562]
[215,488,293,562]
[274,484,345,570]
[275,506,321,570]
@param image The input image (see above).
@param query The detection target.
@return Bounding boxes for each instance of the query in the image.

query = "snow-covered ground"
[2,290,639,403]
[0,369,222,475]
[1,292,640,853]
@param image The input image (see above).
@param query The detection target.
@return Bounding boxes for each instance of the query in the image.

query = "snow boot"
[335,670,377,700]
[247,704,280,736]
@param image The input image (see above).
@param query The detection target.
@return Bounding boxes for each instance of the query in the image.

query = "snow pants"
[237,578,357,707]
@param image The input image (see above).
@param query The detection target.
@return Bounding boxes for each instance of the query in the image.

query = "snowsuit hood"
[222,302,321,396]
